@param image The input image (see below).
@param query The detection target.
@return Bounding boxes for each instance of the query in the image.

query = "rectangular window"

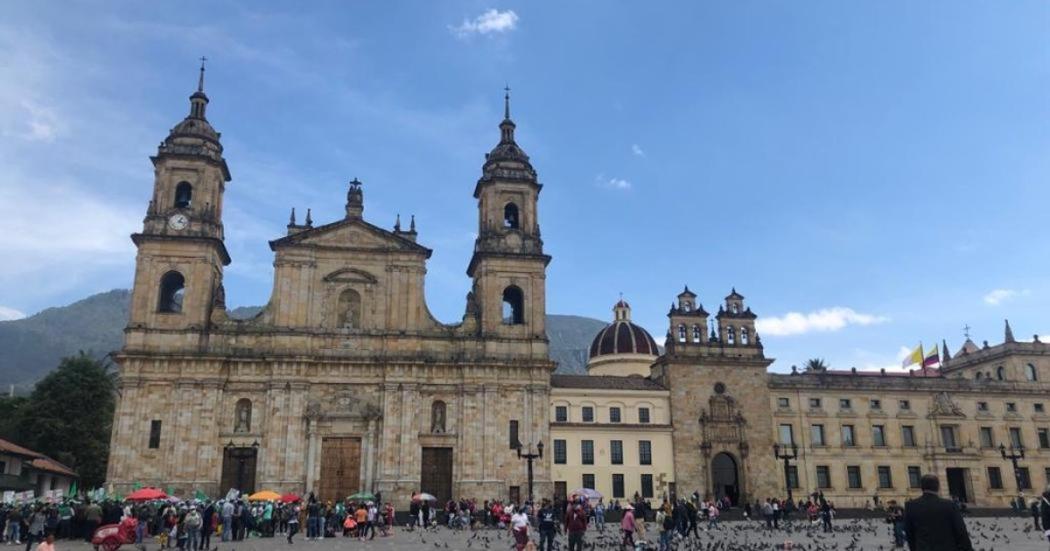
[870,399,881,410]
[847,466,862,489]
[610,440,624,465]
[639,441,652,465]
[980,427,994,448]
[553,440,567,464]
[1019,467,1032,490]
[148,420,162,449]
[809,398,822,409]
[977,401,989,412]
[899,400,911,411]
[612,474,625,498]
[555,406,567,423]
[1036,403,1046,414]
[901,426,916,447]
[609,407,622,423]
[941,426,959,450]
[988,467,1003,489]
[840,398,852,410]
[582,407,594,423]
[1039,429,1050,449]
[779,424,795,445]
[0,461,6,475]
[1045,468,1050,486]
[908,466,922,489]
[638,407,651,424]
[787,465,800,489]
[841,425,856,447]
[877,466,893,489]
[581,440,594,465]
[816,466,831,489]
[1007,402,1017,412]
[1010,427,1024,449]
[872,425,886,447]
[811,424,825,446]
[778,397,790,408]
[640,474,654,498]
[509,420,519,449]
[582,474,595,490]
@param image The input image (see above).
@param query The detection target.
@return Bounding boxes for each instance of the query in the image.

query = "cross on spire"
[504,84,511,120]
[198,56,207,92]
[963,324,972,340]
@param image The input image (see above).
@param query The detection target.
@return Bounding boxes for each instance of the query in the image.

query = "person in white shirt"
[510,508,530,551]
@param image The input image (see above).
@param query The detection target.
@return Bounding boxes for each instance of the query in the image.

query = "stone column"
[305,416,319,493]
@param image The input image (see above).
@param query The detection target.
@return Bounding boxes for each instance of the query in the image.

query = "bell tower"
[466,89,550,340]
[127,60,231,333]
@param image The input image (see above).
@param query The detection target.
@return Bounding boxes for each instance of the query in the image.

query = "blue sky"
[2,1,1049,372]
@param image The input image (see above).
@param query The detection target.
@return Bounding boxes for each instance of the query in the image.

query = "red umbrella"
[126,487,167,501]
[279,493,301,503]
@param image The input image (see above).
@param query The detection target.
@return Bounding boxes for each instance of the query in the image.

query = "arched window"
[692,325,702,342]
[430,400,447,434]
[1026,363,1038,382]
[678,324,686,343]
[234,399,252,433]
[731,303,739,314]
[502,286,524,325]
[996,366,1005,381]
[158,271,185,313]
[740,327,749,345]
[727,326,736,345]
[503,203,520,229]
[337,289,362,328]
[975,372,982,380]
[174,181,193,209]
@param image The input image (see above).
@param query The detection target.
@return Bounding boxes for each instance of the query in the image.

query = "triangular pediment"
[269,218,431,256]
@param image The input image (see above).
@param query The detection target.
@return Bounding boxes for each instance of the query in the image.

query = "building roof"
[0,439,44,460]
[0,438,77,478]
[589,300,660,360]
[551,374,666,391]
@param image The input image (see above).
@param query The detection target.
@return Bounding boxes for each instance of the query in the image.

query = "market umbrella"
[347,491,376,502]
[570,488,602,501]
[126,487,168,501]
[249,490,281,501]
[412,492,437,502]
[279,493,301,503]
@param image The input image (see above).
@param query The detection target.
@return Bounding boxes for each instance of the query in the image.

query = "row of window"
[552,439,652,466]
[779,396,1047,415]
[575,473,655,499]
[779,422,1050,450]
[554,405,651,424]
[985,466,1050,490]
[974,364,1039,382]
[675,324,750,345]
[793,464,923,490]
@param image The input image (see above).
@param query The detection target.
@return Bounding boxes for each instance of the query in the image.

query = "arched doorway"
[711,452,739,505]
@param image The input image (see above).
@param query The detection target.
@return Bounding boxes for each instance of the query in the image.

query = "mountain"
[0,290,609,388]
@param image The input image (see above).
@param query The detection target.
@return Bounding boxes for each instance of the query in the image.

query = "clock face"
[168,213,189,231]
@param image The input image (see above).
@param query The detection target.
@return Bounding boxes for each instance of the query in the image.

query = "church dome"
[588,300,660,359]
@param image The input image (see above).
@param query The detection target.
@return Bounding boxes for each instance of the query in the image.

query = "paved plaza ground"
[54,515,1050,551]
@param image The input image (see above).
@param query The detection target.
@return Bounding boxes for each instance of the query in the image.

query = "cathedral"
[108,67,1050,508]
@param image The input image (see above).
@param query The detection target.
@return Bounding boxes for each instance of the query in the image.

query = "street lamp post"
[515,441,544,504]
[999,443,1026,495]
[773,442,799,511]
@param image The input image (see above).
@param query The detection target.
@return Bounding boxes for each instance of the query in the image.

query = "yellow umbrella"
[248,490,281,501]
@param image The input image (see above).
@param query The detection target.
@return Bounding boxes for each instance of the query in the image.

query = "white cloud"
[450,9,519,38]
[595,174,631,190]
[0,306,25,321]
[983,288,1029,306]
[631,144,645,157]
[756,307,889,337]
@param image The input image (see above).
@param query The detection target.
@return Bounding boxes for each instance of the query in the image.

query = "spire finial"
[394,213,401,232]
[504,84,511,120]
[963,324,972,340]
[198,56,207,93]
[289,207,296,226]
[305,208,313,227]
[1005,319,1015,343]
[410,214,416,232]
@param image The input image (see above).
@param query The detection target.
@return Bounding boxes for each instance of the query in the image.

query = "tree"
[17,352,115,488]
[804,358,829,372]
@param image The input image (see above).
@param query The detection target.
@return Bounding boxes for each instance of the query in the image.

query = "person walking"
[1040,486,1050,548]
[903,474,974,551]
[286,504,300,544]
[593,500,605,533]
[886,500,905,548]
[620,504,636,549]
[509,507,529,551]
[220,500,234,542]
[183,508,201,551]
[199,502,214,551]
[24,508,45,551]
[565,504,587,551]
[536,500,557,551]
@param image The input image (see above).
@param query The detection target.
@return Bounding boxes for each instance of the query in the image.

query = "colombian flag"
[923,346,940,368]
[901,344,923,368]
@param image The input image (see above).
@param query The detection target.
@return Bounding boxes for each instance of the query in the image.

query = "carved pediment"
[304,389,382,421]
[270,219,431,256]
[323,267,378,284]
[928,392,965,418]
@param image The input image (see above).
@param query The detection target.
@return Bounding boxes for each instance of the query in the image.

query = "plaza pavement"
[56,516,1049,551]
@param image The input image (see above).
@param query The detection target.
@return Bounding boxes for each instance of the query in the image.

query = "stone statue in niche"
[234,399,252,433]
[431,401,447,434]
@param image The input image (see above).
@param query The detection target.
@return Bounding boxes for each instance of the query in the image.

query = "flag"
[923,345,940,368]
[68,481,77,497]
[195,489,208,501]
[901,344,923,368]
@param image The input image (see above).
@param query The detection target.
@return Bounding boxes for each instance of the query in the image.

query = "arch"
[158,271,185,313]
[975,372,982,380]
[726,326,736,345]
[731,303,739,314]
[740,327,749,345]
[337,288,362,328]
[430,400,447,434]
[692,325,702,343]
[174,181,193,209]
[234,399,252,433]
[503,202,520,229]
[996,366,1005,381]
[710,452,740,505]
[502,286,524,325]
[678,324,687,343]
[1026,363,1038,382]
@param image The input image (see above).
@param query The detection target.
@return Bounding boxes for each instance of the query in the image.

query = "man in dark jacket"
[903,475,973,551]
